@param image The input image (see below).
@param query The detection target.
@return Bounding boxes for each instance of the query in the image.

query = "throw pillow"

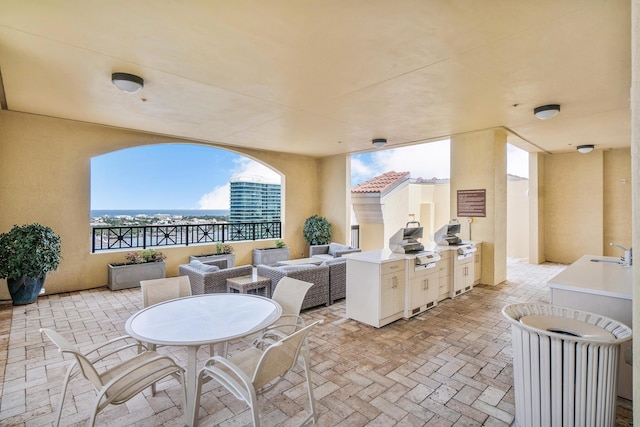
[190,260,220,273]
[323,257,346,266]
[328,243,350,256]
[279,264,316,272]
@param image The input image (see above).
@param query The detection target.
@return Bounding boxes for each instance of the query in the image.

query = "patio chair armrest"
[82,335,146,362]
[335,248,361,257]
[309,245,329,257]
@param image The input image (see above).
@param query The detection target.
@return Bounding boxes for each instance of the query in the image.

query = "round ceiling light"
[533,104,561,120]
[111,72,144,93]
[372,138,387,148]
[577,144,594,154]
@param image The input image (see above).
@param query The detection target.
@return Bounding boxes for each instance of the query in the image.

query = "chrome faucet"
[610,243,633,267]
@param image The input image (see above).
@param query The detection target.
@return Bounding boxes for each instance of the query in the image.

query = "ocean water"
[91,209,229,218]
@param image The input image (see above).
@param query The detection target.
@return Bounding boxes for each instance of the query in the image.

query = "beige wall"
[450,129,507,286]
[528,153,545,264]
[533,148,631,265]
[631,0,639,420]
[358,222,385,251]
[433,183,451,234]
[507,179,530,259]
[543,150,604,264]
[382,181,411,246]
[317,155,351,252]
[603,148,632,256]
[0,110,326,299]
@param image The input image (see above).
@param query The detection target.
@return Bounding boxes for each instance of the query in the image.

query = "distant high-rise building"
[229,176,281,223]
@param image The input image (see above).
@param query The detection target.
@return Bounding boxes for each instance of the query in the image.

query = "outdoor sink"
[590,258,624,265]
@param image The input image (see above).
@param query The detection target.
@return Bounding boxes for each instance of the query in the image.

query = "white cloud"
[197,157,281,209]
[376,140,451,180]
[230,157,281,184]
[351,157,373,182]
[352,139,451,184]
[198,183,230,209]
[353,140,529,184]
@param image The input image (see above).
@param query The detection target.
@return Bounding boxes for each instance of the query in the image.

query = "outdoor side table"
[226,275,271,298]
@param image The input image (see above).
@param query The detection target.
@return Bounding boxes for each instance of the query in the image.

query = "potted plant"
[189,243,235,267]
[108,248,166,291]
[252,240,290,266]
[303,215,332,245]
[0,223,62,305]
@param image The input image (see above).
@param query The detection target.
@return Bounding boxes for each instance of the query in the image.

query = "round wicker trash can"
[502,303,632,427]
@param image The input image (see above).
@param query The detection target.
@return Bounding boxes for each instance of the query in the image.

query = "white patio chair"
[141,275,192,307]
[40,328,186,427]
[239,276,313,351]
[194,320,323,426]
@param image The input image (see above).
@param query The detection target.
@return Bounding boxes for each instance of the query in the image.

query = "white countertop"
[547,254,632,300]
[343,241,480,264]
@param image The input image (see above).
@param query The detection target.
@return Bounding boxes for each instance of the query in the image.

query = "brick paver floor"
[0,259,632,426]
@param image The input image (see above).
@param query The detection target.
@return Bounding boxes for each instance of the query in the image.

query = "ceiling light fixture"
[111,72,144,93]
[577,144,594,154]
[372,138,387,148]
[533,104,561,120]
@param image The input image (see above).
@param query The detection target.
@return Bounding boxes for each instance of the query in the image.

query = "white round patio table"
[125,293,282,427]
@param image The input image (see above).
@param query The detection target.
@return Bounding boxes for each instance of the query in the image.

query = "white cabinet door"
[436,254,451,301]
[381,271,404,319]
[474,244,482,284]
[453,258,474,297]
[406,268,438,318]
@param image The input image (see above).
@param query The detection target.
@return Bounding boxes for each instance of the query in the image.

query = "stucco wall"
[0,110,323,299]
[382,181,411,246]
[316,154,351,252]
[603,148,632,256]
[506,179,530,259]
[541,148,631,264]
[543,150,604,264]
[450,129,507,286]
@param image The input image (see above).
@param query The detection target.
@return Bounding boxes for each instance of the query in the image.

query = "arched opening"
[90,143,283,251]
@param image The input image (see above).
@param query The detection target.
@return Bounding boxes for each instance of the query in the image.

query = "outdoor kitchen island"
[344,242,480,328]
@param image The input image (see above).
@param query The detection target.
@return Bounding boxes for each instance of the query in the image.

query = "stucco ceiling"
[0,1,631,157]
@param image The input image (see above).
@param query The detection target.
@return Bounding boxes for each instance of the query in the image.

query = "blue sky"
[91,141,528,210]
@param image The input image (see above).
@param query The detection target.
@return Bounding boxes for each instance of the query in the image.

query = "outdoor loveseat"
[257,263,330,310]
[179,259,252,295]
[309,242,361,261]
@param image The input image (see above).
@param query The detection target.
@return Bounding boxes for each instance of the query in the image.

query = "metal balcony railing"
[91,221,282,253]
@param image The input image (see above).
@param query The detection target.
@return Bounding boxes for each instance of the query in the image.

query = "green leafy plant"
[124,249,166,264]
[0,223,62,280]
[275,239,286,248]
[215,242,234,254]
[303,215,332,245]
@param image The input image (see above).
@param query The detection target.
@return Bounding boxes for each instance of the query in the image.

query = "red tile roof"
[352,171,410,194]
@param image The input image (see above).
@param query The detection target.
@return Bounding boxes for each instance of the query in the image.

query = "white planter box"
[252,248,290,266]
[108,262,166,290]
[189,253,235,268]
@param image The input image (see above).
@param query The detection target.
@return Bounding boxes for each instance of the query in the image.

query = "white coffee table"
[125,293,281,426]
